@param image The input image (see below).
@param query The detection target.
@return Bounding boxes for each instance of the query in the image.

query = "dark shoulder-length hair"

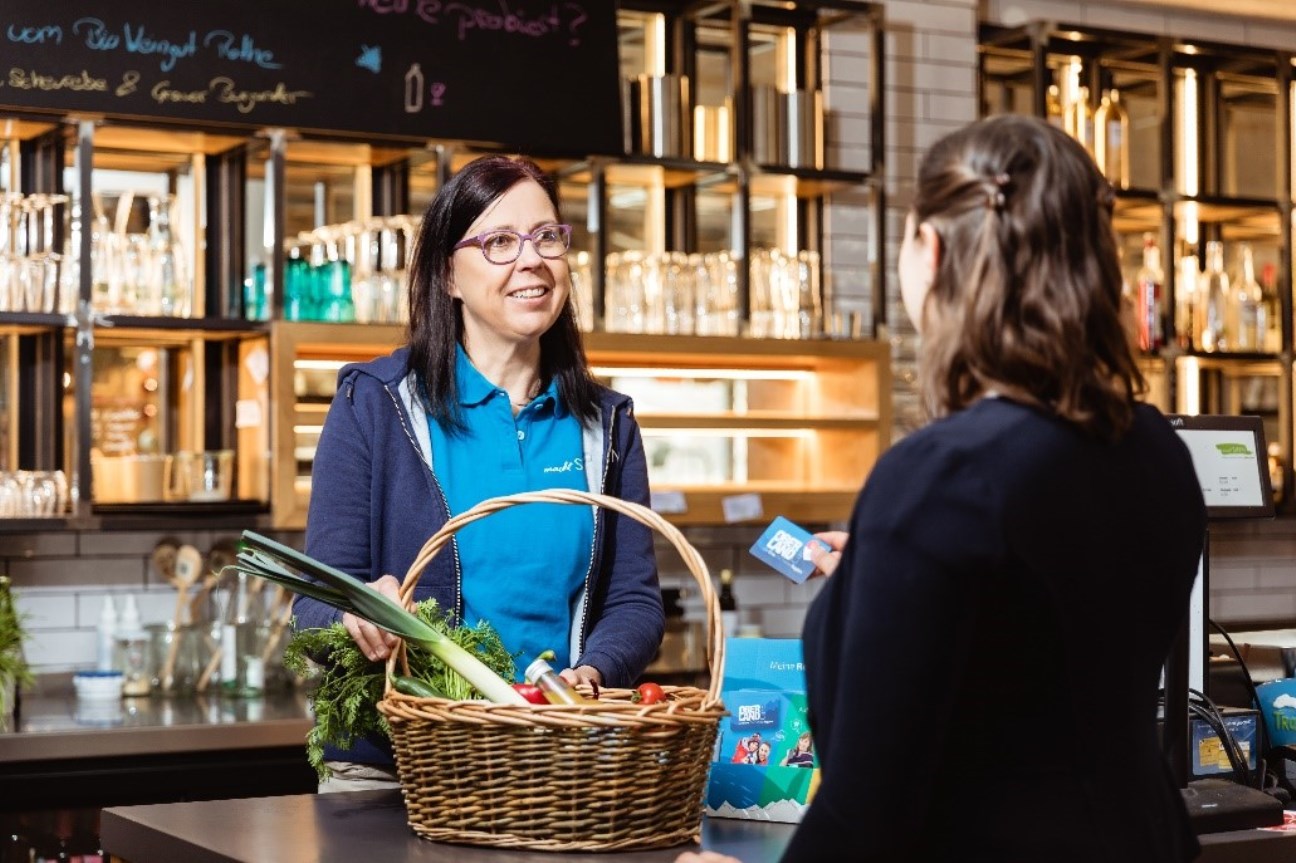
[912,114,1144,442]
[405,155,600,433]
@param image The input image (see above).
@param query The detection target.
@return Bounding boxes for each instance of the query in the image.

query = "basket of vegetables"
[236,489,726,852]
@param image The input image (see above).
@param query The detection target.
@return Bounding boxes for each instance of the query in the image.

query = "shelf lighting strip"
[295,359,349,371]
[298,362,817,382]
[296,426,813,440]
[638,428,812,439]
[591,366,813,381]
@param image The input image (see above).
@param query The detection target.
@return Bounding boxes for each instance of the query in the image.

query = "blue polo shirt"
[427,347,593,678]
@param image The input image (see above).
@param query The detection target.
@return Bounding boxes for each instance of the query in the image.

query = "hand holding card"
[749,516,833,583]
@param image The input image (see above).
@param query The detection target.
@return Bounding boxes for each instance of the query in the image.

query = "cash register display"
[1168,415,1273,519]
[1166,415,1273,696]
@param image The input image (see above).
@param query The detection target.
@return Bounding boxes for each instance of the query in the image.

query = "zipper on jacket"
[382,380,464,621]
[577,403,620,655]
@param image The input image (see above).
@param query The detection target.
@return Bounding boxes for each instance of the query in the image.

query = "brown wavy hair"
[912,114,1144,442]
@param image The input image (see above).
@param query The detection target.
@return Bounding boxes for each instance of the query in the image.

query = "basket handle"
[394,488,725,703]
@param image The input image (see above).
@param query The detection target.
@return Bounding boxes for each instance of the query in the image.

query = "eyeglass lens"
[481,226,569,263]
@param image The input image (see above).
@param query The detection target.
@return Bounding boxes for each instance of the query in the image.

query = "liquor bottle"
[1174,245,1199,350]
[1135,234,1164,352]
[1232,244,1264,352]
[1196,241,1229,352]
[1056,59,1093,154]
[719,568,739,639]
[1261,262,1281,353]
[1269,442,1285,505]
[1045,84,1064,130]
[1093,88,1130,188]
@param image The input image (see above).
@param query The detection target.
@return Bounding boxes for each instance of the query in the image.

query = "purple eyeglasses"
[453,224,573,265]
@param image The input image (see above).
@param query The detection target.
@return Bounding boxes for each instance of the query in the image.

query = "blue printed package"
[749,516,830,583]
[706,638,819,823]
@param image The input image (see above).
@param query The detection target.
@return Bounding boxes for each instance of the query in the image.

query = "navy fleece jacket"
[295,347,664,765]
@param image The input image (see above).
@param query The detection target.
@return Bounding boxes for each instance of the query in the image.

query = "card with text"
[749,516,830,584]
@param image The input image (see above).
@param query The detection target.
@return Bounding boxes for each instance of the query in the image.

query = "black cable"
[1159,684,1265,791]
[1209,619,1272,755]
[1187,703,1246,786]
[1187,692,1253,788]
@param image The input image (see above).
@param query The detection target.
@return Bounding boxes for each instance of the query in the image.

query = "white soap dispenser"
[115,595,151,697]
[96,596,118,672]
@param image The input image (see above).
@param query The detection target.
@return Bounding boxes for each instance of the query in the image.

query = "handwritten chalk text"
[208,76,311,114]
[356,0,590,45]
[6,67,107,91]
[6,24,62,45]
[122,24,196,72]
[203,31,282,70]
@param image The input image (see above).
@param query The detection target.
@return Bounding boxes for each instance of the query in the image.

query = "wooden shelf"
[94,316,268,342]
[562,158,732,190]
[645,488,861,525]
[0,312,73,334]
[270,326,889,528]
[582,331,887,368]
[635,413,879,428]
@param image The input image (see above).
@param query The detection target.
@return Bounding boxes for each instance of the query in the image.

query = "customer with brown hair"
[679,114,1206,861]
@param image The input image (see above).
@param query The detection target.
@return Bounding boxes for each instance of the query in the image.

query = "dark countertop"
[100,789,1296,863]
[0,688,314,763]
[101,790,796,863]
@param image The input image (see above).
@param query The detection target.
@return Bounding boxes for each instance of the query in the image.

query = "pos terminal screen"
[1167,414,1274,519]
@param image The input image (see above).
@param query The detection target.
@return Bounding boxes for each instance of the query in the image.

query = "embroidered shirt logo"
[543,457,583,474]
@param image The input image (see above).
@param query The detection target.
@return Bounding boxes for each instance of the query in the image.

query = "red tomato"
[636,682,665,705]
[512,683,548,705]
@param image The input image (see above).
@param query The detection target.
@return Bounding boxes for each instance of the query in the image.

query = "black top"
[787,398,1207,863]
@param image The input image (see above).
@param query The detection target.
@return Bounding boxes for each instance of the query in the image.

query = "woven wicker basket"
[376,488,727,852]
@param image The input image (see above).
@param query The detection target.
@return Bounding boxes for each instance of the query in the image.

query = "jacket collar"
[340,344,633,419]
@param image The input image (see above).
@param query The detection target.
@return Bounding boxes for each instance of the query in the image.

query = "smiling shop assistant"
[295,155,665,792]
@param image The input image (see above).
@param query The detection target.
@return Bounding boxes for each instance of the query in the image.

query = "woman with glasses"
[296,155,664,792]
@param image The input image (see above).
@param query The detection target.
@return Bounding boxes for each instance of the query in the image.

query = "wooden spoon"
[159,545,203,691]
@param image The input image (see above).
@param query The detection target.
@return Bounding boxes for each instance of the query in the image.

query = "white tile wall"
[22,628,97,672]
[13,585,193,673]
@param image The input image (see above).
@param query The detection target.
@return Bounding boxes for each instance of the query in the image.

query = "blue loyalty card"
[749,516,830,583]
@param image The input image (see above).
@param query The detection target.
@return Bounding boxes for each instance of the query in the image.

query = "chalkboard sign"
[0,1,623,156]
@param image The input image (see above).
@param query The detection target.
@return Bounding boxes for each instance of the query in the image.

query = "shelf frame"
[980,21,1296,510]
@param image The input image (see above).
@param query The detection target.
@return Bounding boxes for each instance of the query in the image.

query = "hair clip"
[987,173,1009,212]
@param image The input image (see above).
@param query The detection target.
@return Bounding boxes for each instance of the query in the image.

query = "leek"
[231,531,525,705]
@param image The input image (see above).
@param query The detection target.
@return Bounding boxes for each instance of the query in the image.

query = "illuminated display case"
[0,118,273,524]
[0,0,888,530]
[269,323,888,529]
[980,23,1294,506]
